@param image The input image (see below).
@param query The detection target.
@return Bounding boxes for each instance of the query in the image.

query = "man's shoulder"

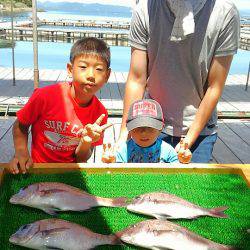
[214,0,238,13]
[135,0,161,13]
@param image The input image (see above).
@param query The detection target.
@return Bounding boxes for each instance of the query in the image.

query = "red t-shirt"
[17,82,108,163]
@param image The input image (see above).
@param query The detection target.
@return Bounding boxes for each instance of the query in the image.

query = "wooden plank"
[109,72,122,99]
[217,122,250,164]
[218,96,239,112]
[0,67,7,76]
[243,120,250,129]
[109,118,121,142]
[0,117,15,140]
[0,124,14,163]
[1,68,250,114]
[1,162,249,186]
[212,136,242,164]
[39,69,61,87]
[223,119,250,146]
[115,72,126,99]
[57,70,69,82]
[0,68,14,79]
[108,72,123,110]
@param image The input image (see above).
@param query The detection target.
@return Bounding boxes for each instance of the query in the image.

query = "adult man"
[119,0,240,162]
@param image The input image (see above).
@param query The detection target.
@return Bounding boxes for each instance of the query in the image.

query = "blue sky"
[37,0,250,10]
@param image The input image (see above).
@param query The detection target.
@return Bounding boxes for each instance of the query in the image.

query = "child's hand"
[81,114,112,144]
[175,138,192,164]
[8,150,33,174]
[102,143,116,163]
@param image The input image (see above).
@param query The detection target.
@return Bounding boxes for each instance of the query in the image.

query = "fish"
[117,219,236,250]
[9,182,128,215]
[127,192,228,220]
[9,218,121,250]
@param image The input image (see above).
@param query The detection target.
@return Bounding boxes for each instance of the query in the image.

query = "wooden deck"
[0,67,250,164]
[0,67,126,112]
[0,67,250,114]
[0,117,249,164]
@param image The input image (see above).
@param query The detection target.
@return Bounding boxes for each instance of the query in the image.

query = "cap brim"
[127,117,163,132]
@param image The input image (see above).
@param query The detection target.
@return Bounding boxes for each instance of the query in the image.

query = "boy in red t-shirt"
[9,37,112,174]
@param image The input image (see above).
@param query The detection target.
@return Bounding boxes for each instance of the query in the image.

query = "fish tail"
[209,245,239,250]
[97,197,129,207]
[110,197,129,207]
[208,206,228,218]
[108,234,122,245]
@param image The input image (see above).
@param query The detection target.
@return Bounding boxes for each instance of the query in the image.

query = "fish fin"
[208,247,238,250]
[154,214,170,220]
[45,247,63,250]
[208,206,228,218]
[43,208,59,216]
[152,247,172,250]
[111,197,129,207]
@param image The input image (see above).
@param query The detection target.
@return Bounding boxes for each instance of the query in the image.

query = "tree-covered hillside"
[1,0,32,8]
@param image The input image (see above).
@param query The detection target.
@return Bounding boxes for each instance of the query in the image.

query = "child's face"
[67,54,111,97]
[130,127,161,148]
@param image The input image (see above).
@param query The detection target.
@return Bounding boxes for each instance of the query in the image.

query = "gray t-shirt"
[129,0,240,136]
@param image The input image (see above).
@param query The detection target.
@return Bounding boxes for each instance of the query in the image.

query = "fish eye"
[20,224,30,230]
[20,185,29,191]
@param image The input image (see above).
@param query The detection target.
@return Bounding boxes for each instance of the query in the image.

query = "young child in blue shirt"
[103,99,191,163]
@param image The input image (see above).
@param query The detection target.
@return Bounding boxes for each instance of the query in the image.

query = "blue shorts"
[160,133,218,163]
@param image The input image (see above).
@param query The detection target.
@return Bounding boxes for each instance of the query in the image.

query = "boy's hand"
[102,143,116,163]
[81,114,112,144]
[175,138,192,164]
[9,150,33,174]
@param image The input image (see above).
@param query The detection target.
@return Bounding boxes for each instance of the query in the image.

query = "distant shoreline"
[1,8,45,15]
[1,7,32,14]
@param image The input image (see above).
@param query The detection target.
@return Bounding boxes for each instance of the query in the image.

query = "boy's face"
[67,54,111,97]
[130,127,161,148]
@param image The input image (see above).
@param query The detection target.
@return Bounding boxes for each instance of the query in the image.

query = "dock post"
[246,61,250,91]
[32,0,39,89]
[67,32,71,43]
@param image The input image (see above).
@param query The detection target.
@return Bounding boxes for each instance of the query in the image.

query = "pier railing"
[0,20,250,49]
[0,27,129,46]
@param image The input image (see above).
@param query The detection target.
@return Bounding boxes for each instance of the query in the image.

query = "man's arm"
[9,119,33,174]
[119,47,148,141]
[184,55,233,148]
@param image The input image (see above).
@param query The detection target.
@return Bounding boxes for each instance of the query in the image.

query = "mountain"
[37,1,132,17]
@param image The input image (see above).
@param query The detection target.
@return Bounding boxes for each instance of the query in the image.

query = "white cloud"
[38,0,133,7]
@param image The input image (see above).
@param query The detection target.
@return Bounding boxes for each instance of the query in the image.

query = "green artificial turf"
[0,171,249,249]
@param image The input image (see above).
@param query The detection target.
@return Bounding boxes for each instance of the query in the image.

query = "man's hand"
[81,114,112,144]
[9,150,33,174]
[175,138,192,164]
[102,143,116,163]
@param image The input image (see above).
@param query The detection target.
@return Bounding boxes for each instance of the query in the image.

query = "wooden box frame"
[0,163,249,187]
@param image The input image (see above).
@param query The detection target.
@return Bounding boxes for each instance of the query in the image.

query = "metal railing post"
[11,0,15,86]
[32,0,39,89]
